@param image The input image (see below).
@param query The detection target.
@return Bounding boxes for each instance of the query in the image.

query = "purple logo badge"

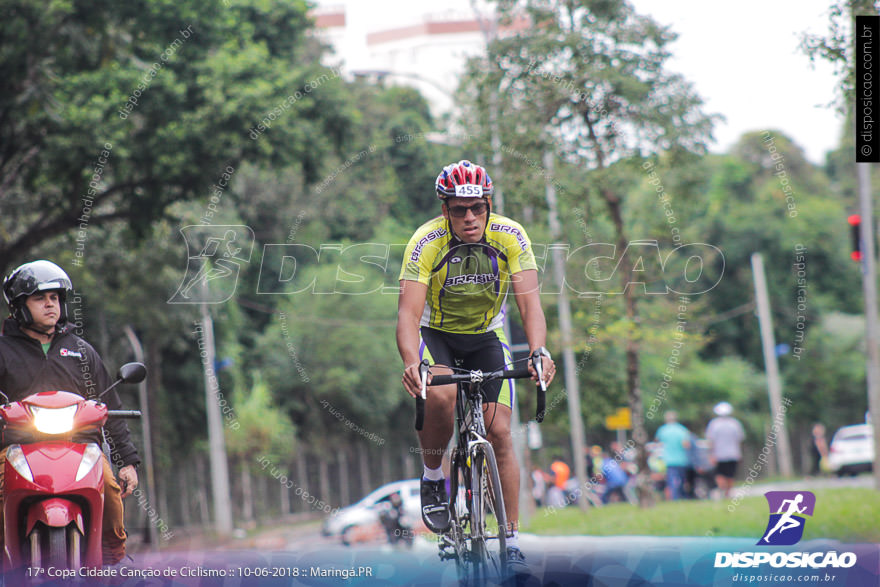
[758,491,816,546]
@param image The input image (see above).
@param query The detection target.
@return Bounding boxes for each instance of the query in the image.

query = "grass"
[524,488,880,543]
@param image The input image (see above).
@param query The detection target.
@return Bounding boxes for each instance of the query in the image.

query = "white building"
[310,1,527,116]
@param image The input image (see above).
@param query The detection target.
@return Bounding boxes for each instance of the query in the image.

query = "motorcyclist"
[378,491,412,547]
[0,260,140,565]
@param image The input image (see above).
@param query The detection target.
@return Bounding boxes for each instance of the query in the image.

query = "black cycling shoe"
[506,546,530,576]
[420,478,452,533]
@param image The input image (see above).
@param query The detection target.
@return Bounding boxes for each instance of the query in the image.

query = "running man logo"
[758,491,816,546]
[168,225,255,304]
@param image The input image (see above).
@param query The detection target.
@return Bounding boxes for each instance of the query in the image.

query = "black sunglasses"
[447,201,488,218]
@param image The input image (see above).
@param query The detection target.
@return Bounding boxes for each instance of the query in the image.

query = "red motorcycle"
[0,362,144,572]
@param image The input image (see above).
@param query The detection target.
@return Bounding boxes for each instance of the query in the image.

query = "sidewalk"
[730,473,873,497]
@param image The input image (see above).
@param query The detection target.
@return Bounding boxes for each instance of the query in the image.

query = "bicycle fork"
[438,436,491,560]
[439,448,468,562]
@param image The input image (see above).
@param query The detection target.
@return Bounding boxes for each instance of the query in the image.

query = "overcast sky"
[320,0,843,164]
[628,0,841,165]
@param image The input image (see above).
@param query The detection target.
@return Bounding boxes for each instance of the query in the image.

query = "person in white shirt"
[705,401,745,498]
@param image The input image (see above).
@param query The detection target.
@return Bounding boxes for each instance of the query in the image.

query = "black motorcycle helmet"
[3,260,74,327]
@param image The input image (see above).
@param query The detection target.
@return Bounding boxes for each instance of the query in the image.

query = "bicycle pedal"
[438,549,459,562]
[437,542,459,561]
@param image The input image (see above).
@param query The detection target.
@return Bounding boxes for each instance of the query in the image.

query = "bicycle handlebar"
[413,350,550,430]
[430,363,548,423]
[427,367,531,386]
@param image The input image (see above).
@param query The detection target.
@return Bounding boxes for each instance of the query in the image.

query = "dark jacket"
[0,318,140,467]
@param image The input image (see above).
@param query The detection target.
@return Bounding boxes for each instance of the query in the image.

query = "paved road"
[262,474,874,551]
[123,531,878,586]
[731,474,873,496]
[115,475,876,586]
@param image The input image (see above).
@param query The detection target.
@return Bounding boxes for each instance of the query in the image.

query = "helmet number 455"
[455,184,483,197]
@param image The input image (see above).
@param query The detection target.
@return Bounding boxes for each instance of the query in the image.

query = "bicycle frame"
[445,376,506,584]
[458,378,489,462]
[414,353,547,584]
[432,367,530,584]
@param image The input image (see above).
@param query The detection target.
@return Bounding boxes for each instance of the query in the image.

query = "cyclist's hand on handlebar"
[402,361,430,398]
[529,355,556,385]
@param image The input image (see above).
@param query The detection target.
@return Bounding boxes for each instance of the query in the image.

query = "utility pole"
[468,0,533,523]
[856,163,880,491]
[750,253,794,477]
[200,279,233,535]
[544,149,588,509]
[122,326,157,550]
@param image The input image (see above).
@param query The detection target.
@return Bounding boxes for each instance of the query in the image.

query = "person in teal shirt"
[655,411,691,500]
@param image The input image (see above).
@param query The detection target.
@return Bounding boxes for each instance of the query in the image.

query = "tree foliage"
[0,0,351,273]
[0,0,870,529]
[459,0,719,504]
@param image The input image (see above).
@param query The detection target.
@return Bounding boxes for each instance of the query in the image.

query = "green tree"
[800,0,877,114]
[225,374,296,521]
[784,313,868,434]
[0,0,351,274]
[460,0,716,504]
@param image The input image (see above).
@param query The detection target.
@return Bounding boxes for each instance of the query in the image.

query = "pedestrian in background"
[599,447,630,504]
[810,423,829,476]
[684,430,701,499]
[705,401,745,499]
[655,411,691,500]
[531,465,548,507]
[546,457,570,507]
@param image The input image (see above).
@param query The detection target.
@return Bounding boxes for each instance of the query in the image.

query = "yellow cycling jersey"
[399,213,537,333]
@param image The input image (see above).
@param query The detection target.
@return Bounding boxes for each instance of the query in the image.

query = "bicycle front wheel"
[470,442,508,582]
[447,448,470,583]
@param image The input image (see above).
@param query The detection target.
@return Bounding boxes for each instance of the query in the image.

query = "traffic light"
[849,214,862,261]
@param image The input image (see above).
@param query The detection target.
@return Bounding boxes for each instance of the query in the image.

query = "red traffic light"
[850,214,863,261]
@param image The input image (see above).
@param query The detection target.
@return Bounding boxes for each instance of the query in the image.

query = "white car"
[321,479,422,544]
[827,424,874,476]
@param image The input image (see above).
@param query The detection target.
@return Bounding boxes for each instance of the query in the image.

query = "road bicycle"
[414,351,546,584]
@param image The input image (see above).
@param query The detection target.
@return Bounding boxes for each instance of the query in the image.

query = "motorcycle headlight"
[76,443,104,482]
[6,445,33,482]
[31,405,78,434]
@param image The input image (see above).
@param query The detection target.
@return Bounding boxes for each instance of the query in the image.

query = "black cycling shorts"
[418,326,514,407]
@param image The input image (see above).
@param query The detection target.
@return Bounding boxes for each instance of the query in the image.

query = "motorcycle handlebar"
[107,410,142,419]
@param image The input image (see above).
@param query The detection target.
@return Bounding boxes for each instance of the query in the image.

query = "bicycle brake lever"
[531,350,547,423]
[419,359,430,400]
[415,359,430,431]
[531,350,547,393]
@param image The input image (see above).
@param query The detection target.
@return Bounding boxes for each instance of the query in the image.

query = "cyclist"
[397,160,555,571]
[0,260,140,565]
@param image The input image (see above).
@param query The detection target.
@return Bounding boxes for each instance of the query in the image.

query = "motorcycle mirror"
[99,362,147,399]
[117,362,147,384]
